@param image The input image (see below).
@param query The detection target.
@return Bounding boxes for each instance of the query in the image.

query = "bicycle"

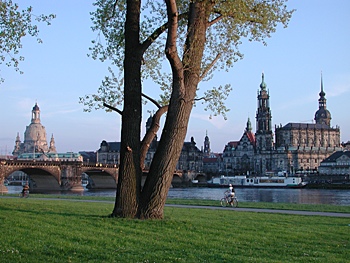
[19,190,29,198]
[220,194,238,207]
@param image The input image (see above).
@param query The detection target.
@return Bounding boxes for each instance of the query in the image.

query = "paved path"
[165,204,350,218]
[1,196,350,218]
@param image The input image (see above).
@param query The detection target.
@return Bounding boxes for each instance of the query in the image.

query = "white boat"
[208,175,307,188]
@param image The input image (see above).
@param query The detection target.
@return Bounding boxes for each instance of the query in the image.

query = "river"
[6,185,350,206]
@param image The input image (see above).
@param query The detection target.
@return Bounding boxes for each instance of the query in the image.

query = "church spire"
[319,72,326,108]
[48,134,57,153]
[12,132,22,156]
[314,73,331,126]
[260,72,267,90]
[246,117,252,132]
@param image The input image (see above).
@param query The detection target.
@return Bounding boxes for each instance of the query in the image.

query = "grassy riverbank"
[6,193,350,213]
[0,197,348,262]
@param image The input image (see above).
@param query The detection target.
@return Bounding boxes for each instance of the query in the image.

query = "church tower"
[145,113,158,147]
[255,73,273,151]
[48,134,57,153]
[314,73,331,126]
[203,131,211,157]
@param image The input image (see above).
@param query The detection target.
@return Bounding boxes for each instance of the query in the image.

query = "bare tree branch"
[208,14,223,27]
[141,92,161,109]
[103,102,123,115]
[140,12,188,54]
[164,0,183,93]
[199,53,221,81]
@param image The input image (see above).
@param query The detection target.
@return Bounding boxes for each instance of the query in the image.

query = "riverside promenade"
[165,204,350,218]
[2,196,348,218]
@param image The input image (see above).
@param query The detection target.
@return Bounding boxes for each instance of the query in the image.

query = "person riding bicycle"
[225,184,235,202]
[21,182,29,197]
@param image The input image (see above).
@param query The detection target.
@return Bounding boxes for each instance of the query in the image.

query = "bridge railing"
[82,163,119,168]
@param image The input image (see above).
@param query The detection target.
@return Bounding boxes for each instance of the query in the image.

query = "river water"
[6,185,350,206]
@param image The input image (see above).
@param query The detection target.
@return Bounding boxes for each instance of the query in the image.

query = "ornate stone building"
[97,115,203,172]
[12,103,57,156]
[318,151,350,176]
[223,74,342,175]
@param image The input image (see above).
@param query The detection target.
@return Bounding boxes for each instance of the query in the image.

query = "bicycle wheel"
[232,198,238,208]
[220,198,227,207]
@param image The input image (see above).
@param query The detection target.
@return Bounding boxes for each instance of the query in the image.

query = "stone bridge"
[0,159,203,193]
[0,159,118,192]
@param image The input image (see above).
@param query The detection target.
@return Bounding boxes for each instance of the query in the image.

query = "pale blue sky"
[1,0,350,155]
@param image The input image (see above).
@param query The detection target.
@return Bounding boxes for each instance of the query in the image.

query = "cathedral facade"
[223,74,342,175]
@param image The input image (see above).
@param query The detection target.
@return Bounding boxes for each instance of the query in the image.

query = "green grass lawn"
[0,197,349,262]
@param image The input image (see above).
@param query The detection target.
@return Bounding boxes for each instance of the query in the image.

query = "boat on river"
[207,175,307,188]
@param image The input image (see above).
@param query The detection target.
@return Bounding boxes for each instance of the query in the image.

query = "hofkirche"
[221,73,342,175]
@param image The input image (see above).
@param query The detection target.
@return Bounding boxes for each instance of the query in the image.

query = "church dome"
[23,103,49,152]
[314,108,331,124]
[24,123,47,141]
[12,102,55,156]
[24,123,48,149]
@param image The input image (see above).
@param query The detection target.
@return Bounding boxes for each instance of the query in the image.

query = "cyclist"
[21,182,29,197]
[225,184,235,202]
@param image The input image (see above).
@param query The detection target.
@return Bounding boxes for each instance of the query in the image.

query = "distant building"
[12,102,81,162]
[319,151,350,175]
[223,73,342,175]
[97,116,203,173]
[13,103,57,156]
[203,153,223,175]
[17,152,83,162]
[342,141,350,151]
[176,137,203,172]
[79,151,97,163]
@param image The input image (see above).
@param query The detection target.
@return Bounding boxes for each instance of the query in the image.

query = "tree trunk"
[111,0,142,218]
[140,105,168,170]
[138,1,211,219]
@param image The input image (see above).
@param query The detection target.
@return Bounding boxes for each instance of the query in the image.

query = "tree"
[82,0,294,219]
[0,0,55,83]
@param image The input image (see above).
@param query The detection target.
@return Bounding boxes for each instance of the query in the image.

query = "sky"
[1,0,350,155]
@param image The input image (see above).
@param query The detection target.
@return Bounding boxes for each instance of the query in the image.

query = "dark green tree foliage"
[0,0,55,82]
[84,0,294,219]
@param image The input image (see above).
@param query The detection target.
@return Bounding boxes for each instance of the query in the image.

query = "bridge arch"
[3,166,61,191]
[80,167,118,189]
[193,173,207,183]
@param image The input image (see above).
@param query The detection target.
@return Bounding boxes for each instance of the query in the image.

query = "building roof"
[203,157,219,164]
[226,141,239,148]
[277,122,337,131]
[245,131,256,145]
[321,151,350,164]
